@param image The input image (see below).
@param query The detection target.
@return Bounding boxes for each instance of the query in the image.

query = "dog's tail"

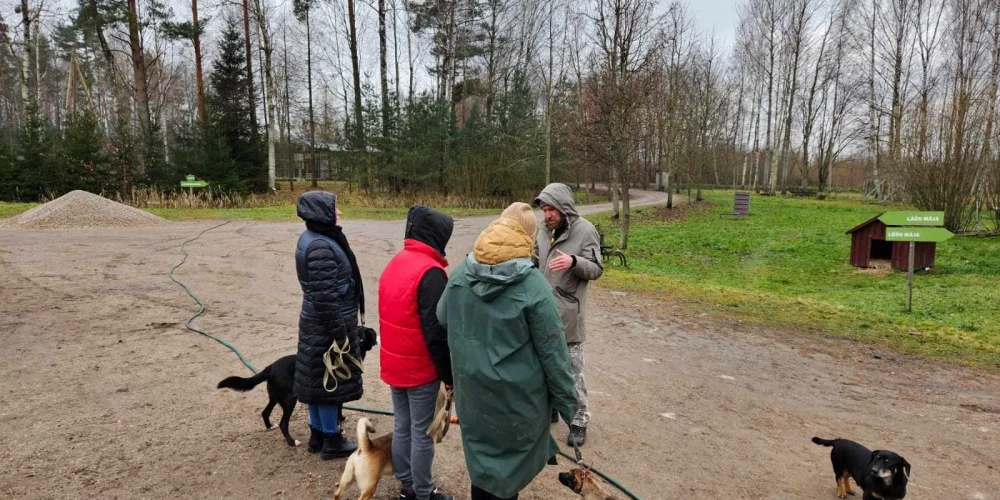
[812,437,837,447]
[356,417,376,453]
[217,365,271,392]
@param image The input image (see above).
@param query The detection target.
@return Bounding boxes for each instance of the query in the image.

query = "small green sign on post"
[885,227,954,243]
[180,174,209,195]
[881,211,952,312]
[879,211,945,226]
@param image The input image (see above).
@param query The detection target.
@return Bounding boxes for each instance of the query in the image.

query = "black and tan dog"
[559,468,619,500]
[812,437,911,499]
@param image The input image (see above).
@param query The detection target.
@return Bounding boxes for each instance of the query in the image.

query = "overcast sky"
[688,0,740,53]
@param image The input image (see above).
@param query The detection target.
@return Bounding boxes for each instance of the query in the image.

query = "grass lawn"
[591,190,1000,369]
[0,202,37,219]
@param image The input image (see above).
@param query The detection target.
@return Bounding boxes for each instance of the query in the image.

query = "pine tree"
[13,106,58,200]
[206,21,264,193]
[61,111,112,194]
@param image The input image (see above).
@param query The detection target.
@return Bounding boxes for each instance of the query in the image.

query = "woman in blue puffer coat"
[294,191,365,459]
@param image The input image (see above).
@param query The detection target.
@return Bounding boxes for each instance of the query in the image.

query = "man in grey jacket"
[534,183,604,447]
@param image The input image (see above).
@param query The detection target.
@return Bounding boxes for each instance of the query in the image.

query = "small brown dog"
[558,468,619,500]
[333,418,393,500]
[333,386,452,500]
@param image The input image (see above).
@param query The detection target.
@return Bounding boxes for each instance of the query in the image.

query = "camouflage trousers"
[568,342,590,428]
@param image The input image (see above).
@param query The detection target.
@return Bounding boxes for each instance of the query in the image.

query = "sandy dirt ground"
[1,190,998,500]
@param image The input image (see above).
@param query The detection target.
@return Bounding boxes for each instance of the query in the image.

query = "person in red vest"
[379,205,455,500]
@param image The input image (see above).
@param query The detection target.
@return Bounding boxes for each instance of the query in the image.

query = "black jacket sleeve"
[417,268,452,386]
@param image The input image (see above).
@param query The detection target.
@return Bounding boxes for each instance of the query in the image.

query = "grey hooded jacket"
[534,183,603,343]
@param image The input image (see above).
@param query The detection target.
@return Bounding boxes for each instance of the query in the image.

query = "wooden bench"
[598,231,628,268]
[789,186,816,197]
[720,191,751,218]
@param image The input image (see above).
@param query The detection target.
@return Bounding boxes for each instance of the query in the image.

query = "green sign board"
[885,227,954,242]
[879,211,945,226]
[180,174,208,188]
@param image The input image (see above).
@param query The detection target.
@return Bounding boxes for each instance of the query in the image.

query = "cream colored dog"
[333,418,393,500]
[333,384,453,500]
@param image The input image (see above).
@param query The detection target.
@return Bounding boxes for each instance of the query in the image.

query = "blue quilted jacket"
[293,192,362,405]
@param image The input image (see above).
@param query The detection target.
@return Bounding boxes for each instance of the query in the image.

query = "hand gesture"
[548,249,574,272]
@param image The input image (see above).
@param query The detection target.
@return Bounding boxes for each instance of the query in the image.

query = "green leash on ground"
[170,222,642,500]
[168,220,258,374]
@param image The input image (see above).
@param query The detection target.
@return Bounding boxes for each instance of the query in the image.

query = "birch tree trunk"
[242,0,258,143]
[347,0,364,152]
[251,0,278,190]
[778,0,808,193]
[20,0,32,118]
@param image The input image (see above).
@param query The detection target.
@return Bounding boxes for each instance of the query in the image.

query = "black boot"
[550,408,559,424]
[567,425,587,447]
[320,431,358,460]
[429,491,454,500]
[307,426,324,454]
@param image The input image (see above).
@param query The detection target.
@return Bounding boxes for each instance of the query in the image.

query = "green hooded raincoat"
[437,218,578,498]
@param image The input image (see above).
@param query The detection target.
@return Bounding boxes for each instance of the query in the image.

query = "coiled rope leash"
[322,336,364,393]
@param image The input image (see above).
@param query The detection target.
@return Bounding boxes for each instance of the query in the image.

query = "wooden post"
[906,241,915,312]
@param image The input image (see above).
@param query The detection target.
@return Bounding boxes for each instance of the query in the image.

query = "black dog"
[813,437,910,499]
[217,328,378,447]
[218,355,301,446]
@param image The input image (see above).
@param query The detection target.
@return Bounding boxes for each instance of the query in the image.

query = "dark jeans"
[471,485,518,500]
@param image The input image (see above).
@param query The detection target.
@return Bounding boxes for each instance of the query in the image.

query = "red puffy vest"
[379,239,448,388]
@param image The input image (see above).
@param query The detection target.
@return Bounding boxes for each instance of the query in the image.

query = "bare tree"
[541,0,568,185]
[776,0,810,193]
[912,0,946,163]
[347,0,364,152]
[800,6,833,189]
[242,0,258,144]
[578,0,662,248]
[743,0,781,193]
[126,0,152,167]
[817,0,856,196]
[294,0,318,187]
[863,0,884,202]
[192,0,205,125]
[983,1,999,167]
[379,0,391,145]
[251,0,279,191]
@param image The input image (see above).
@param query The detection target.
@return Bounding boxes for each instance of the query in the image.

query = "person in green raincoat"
[436,202,578,500]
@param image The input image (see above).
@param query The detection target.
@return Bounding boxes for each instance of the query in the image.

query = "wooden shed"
[846,214,937,271]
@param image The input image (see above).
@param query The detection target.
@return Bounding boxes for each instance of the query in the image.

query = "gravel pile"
[0,190,166,229]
